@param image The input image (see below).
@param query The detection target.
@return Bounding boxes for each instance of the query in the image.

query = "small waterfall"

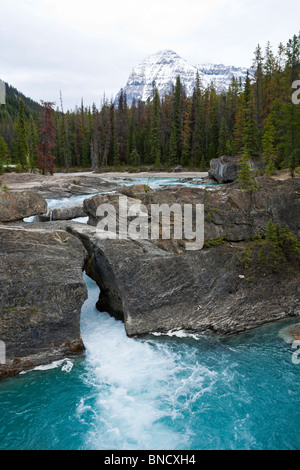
[49,210,53,222]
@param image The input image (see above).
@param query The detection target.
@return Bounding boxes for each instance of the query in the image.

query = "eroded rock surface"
[0,191,47,222]
[0,226,88,380]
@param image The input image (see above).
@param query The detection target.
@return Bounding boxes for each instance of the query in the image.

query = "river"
[1,178,300,450]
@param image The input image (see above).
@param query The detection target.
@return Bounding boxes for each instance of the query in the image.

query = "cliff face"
[67,224,300,338]
[83,177,300,250]
[69,177,300,337]
[1,178,299,378]
[0,226,88,380]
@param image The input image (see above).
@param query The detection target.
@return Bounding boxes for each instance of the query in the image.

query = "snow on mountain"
[115,50,252,106]
[196,63,251,92]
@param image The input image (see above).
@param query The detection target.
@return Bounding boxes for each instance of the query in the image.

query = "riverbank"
[1,172,300,380]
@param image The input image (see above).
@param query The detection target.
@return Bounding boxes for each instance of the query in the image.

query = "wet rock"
[0,226,88,380]
[67,223,300,338]
[0,191,47,222]
[209,155,240,183]
[44,204,86,221]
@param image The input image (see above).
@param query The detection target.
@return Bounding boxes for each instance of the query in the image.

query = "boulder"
[83,192,144,228]
[0,226,88,380]
[43,204,86,221]
[209,155,240,183]
[35,176,120,199]
[0,191,47,222]
[173,165,183,172]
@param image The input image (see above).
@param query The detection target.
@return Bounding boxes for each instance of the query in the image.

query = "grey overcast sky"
[1,0,299,110]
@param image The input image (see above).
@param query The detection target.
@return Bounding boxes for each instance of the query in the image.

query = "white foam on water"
[71,216,89,224]
[150,330,202,340]
[78,273,218,450]
[19,358,74,375]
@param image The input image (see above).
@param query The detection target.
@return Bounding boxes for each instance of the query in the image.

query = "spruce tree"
[262,114,276,173]
[27,114,39,168]
[150,86,161,167]
[15,99,30,168]
[0,136,9,164]
[252,44,264,130]
[289,150,297,178]
[59,91,72,170]
[218,117,230,156]
[37,101,56,175]
[237,150,256,190]
[113,118,120,168]
[172,76,183,162]
[168,120,178,168]
[259,221,284,272]
[191,71,204,166]
[180,99,191,166]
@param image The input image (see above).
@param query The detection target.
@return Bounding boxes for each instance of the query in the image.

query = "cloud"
[1,0,299,109]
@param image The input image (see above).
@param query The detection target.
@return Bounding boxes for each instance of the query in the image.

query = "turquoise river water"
[2,178,300,450]
[0,273,300,450]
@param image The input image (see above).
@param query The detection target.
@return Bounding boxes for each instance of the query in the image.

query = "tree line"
[0,32,299,174]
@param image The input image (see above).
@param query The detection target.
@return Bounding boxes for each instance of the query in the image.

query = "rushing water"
[0,273,300,450]
[103,176,219,190]
[6,183,300,450]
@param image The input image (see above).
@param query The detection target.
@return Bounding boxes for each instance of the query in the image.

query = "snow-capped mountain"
[197,63,251,92]
[115,50,252,106]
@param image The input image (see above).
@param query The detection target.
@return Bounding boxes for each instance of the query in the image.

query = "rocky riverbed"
[0,171,300,379]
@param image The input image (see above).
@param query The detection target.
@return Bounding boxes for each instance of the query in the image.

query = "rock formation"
[69,177,300,337]
[0,191,47,222]
[1,177,299,379]
[0,226,87,380]
[208,156,240,183]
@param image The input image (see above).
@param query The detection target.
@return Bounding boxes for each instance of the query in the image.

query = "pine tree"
[37,101,56,175]
[0,136,9,164]
[15,99,30,168]
[128,130,140,167]
[262,114,276,173]
[90,136,99,171]
[116,90,128,163]
[206,85,219,161]
[191,72,204,166]
[112,115,120,168]
[150,86,161,167]
[172,75,183,163]
[286,34,300,82]
[168,120,178,167]
[233,94,246,154]
[263,41,276,116]
[289,150,298,178]
[129,148,140,167]
[242,96,258,157]
[180,99,191,166]
[237,150,256,190]
[27,114,39,168]
[59,91,72,170]
[218,117,230,156]
[258,221,287,272]
[252,44,264,130]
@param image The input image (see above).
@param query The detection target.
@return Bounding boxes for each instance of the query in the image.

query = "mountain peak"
[147,49,182,60]
[115,51,251,106]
